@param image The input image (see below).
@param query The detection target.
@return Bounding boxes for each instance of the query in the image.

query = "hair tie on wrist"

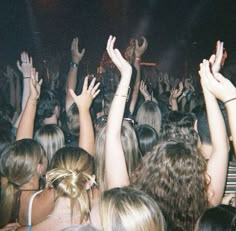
[224,97,236,105]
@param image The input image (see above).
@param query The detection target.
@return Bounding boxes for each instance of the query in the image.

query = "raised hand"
[106,35,132,77]
[17,51,33,77]
[139,80,152,100]
[69,76,100,111]
[135,36,148,58]
[71,37,85,64]
[29,69,43,101]
[170,82,184,100]
[199,59,236,102]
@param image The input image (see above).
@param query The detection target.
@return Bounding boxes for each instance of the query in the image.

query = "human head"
[0,139,47,227]
[195,204,236,231]
[136,100,162,134]
[66,103,80,137]
[131,141,208,230]
[47,146,95,223]
[100,186,166,231]
[135,124,159,156]
[34,124,65,165]
[37,90,60,125]
[160,110,198,147]
[95,121,141,192]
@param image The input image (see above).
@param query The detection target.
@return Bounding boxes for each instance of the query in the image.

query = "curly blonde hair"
[131,141,209,231]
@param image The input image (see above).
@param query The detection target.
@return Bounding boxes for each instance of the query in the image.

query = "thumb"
[69,89,77,101]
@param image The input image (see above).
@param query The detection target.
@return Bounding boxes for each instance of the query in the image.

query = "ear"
[37,163,42,176]
[86,174,96,190]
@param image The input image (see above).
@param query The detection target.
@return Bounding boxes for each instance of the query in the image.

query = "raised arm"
[139,80,158,103]
[69,76,100,155]
[105,36,132,189]
[199,55,229,206]
[169,82,183,111]
[65,37,85,112]
[14,52,33,128]
[129,37,148,115]
[16,69,42,140]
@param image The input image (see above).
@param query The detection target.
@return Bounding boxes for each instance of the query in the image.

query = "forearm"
[15,76,21,114]
[16,98,37,140]
[129,60,141,114]
[205,92,228,155]
[79,109,95,156]
[105,73,131,189]
[9,78,16,108]
[66,66,78,111]
[14,79,30,128]
[170,99,178,111]
[225,99,236,153]
[204,91,229,205]
[21,79,30,110]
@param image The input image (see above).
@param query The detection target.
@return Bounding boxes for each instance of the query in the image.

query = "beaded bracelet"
[224,97,236,105]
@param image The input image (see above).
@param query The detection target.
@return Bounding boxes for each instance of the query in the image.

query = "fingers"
[140,36,148,50]
[209,54,216,65]
[88,77,96,91]
[71,37,78,51]
[212,41,224,73]
[88,78,101,98]
[16,60,21,71]
[91,82,100,95]
[92,88,101,99]
[80,48,86,58]
[38,78,43,86]
[82,76,89,92]
[106,35,116,58]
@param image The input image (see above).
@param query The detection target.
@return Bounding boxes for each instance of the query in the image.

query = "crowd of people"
[0,34,236,231]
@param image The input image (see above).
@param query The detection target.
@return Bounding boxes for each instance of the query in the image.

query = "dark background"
[0,0,236,74]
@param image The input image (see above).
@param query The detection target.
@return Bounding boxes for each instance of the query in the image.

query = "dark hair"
[135,124,159,156]
[196,111,211,145]
[196,204,236,231]
[37,90,60,123]
[131,141,208,231]
[160,111,198,147]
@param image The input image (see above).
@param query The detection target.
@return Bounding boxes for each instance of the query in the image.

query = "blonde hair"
[34,124,65,165]
[46,147,95,223]
[95,121,141,192]
[136,100,162,134]
[100,186,166,231]
[66,103,80,136]
[0,139,46,227]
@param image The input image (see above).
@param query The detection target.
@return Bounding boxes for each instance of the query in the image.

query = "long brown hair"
[131,141,209,231]
[0,139,46,227]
